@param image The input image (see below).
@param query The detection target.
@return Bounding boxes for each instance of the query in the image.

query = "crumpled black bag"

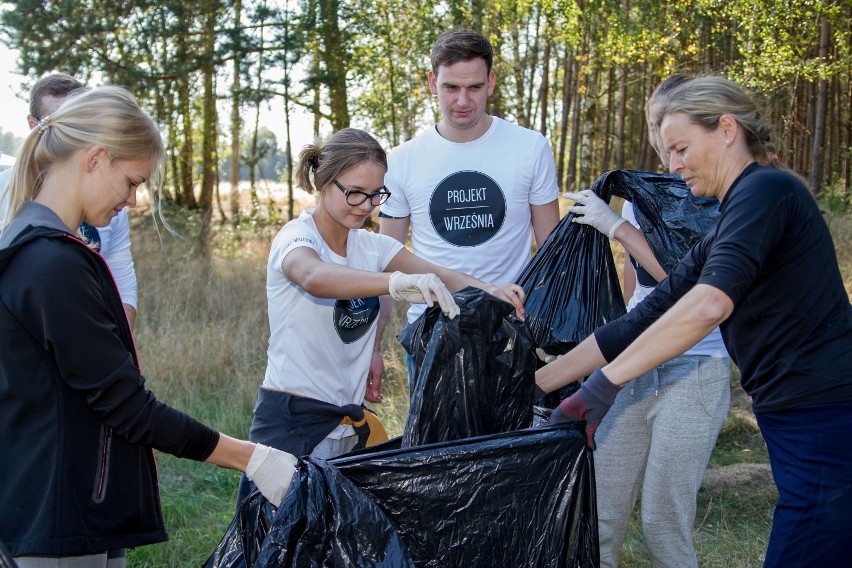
[607,170,719,272]
[256,458,415,567]
[204,491,277,568]
[517,169,719,355]
[398,287,538,447]
[207,425,597,568]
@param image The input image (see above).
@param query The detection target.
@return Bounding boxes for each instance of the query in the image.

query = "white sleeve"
[0,169,12,227]
[528,135,560,205]
[268,219,321,275]
[379,152,411,218]
[100,211,138,309]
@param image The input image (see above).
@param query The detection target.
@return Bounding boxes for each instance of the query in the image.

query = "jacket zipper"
[92,425,113,503]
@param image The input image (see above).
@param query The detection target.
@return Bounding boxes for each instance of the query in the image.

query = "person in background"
[561,74,731,568]
[537,75,852,567]
[377,29,559,386]
[0,86,298,567]
[235,127,526,506]
[0,73,139,328]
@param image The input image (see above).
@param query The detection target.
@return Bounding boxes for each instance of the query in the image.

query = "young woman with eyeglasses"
[235,128,526,505]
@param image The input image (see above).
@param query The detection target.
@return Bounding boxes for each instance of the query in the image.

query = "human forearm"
[123,304,136,330]
[535,334,608,394]
[611,223,667,282]
[290,260,393,300]
[205,433,255,471]
[602,284,733,385]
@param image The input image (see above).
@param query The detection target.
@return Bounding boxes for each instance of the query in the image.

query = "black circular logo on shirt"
[79,222,101,252]
[333,296,379,344]
[429,171,506,247]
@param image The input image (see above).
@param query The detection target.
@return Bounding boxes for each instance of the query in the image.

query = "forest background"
[1,1,851,566]
[2,0,851,229]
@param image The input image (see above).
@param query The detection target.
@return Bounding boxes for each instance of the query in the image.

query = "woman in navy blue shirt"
[537,75,852,567]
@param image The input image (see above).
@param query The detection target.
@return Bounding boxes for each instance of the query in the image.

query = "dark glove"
[532,384,546,404]
[548,368,622,449]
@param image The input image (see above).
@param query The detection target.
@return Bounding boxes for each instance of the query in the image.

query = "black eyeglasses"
[333,179,391,206]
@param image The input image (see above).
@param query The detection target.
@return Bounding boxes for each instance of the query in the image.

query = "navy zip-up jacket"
[0,204,219,557]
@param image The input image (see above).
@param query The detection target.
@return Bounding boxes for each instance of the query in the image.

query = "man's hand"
[563,190,626,239]
[487,283,526,320]
[388,272,460,319]
[245,444,298,506]
[365,350,384,402]
[548,368,622,449]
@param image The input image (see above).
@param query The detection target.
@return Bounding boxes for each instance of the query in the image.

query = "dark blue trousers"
[757,401,852,568]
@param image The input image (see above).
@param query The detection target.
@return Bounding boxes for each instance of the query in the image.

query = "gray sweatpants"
[594,355,730,568]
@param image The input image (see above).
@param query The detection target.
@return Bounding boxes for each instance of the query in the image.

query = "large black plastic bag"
[326,426,596,567]
[207,425,597,568]
[516,169,719,355]
[606,170,719,272]
[397,287,538,447]
[256,459,415,567]
[515,199,625,356]
[205,491,277,568]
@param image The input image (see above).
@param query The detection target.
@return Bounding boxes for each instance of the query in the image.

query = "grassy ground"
[124,201,850,567]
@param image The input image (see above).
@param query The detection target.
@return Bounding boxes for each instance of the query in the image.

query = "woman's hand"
[486,283,526,320]
[388,271,461,319]
[365,350,384,402]
[245,444,298,506]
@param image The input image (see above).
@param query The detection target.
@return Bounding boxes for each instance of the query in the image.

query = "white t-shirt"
[622,201,727,357]
[382,117,559,323]
[264,211,404,422]
[0,168,137,308]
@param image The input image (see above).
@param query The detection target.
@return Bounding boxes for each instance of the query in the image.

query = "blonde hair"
[2,85,164,230]
[659,75,779,168]
[296,128,386,194]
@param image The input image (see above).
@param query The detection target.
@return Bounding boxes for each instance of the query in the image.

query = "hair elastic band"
[309,155,320,172]
[37,115,51,134]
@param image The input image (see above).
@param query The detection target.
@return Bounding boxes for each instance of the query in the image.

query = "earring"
[725,138,731,145]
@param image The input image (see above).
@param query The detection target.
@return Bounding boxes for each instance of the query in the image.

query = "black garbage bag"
[205,491,277,568]
[515,203,625,357]
[398,287,538,447]
[516,169,719,356]
[256,458,415,567]
[207,424,597,568]
[607,170,720,273]
[0,539,16,568]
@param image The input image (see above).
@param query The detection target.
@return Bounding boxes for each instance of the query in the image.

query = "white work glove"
[245,444,298,507]
[388,271,460,319]
[563,190,627,239]
[535,347,563,364]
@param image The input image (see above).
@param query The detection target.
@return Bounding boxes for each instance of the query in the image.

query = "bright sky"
[0,42,316,163]
[0,43,31,140]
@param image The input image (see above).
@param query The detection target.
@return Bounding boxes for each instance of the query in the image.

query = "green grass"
[124,206,849,567]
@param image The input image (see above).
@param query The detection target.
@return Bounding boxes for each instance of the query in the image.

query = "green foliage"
[2,0,850,224]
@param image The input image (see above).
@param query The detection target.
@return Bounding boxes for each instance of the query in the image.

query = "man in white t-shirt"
[377,29,560,380]
[0,73,138,327]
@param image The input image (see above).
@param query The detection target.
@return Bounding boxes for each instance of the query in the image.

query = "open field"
[125,195,851,567]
